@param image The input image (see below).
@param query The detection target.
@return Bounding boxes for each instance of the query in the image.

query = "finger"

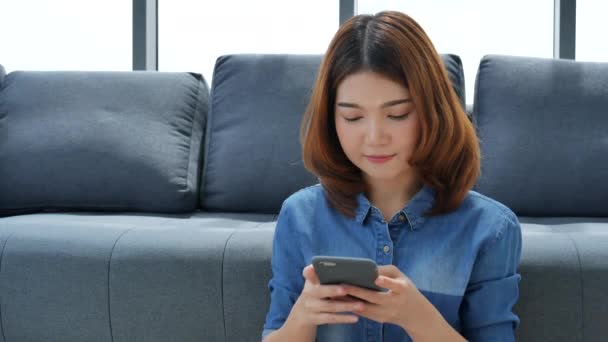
[342,285,383,304]
[377,265,403,278]
[331,295,359,302]
[316,297,365,314]
[348,302,381,322]
[312,313,359,325]
[375,276,407,294]
[302,264,320,285]
[315,284,348,299]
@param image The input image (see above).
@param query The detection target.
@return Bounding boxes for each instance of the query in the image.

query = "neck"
[365,175,423,220]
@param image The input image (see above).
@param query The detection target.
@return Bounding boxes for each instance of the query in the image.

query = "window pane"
[576,0,608,62]
[159,0,339,83]
[357,0,554,103]
[0,0,132,72]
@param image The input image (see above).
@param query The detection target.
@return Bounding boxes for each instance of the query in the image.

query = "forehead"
[335,71,411,103]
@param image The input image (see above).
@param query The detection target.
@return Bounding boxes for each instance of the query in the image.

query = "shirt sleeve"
[460,211,523,342]
[261,200,307,340]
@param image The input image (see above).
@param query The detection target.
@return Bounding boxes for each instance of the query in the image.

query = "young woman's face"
[334,70,420,185]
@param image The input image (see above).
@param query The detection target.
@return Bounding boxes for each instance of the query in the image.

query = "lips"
[365,154,395,163]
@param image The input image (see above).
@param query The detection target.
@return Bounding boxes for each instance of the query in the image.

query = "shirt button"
[398,213,406,222]
[383,245,390,253]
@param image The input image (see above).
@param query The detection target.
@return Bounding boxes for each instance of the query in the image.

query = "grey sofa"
[0,54,606,342]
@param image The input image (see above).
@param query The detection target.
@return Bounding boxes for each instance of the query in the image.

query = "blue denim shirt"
[262,184,522,342]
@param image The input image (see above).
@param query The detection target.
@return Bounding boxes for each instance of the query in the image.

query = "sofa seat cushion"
[515,218,608,341]
[0,71,209,216]
[0,211,274,342]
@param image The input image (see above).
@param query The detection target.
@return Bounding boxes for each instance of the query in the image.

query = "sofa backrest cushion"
[0,71,209,215]
[443,54,467,109]
[473,55,608,216]
[201,53,466,213]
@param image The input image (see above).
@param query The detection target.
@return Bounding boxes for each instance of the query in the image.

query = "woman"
[262,10,521,342]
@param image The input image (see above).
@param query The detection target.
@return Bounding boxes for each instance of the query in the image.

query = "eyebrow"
[336,98,412,109]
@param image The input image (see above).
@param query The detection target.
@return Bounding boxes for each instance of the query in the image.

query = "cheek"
[388,122,419,159]
[401,118,420,146]
[335,122,360,153]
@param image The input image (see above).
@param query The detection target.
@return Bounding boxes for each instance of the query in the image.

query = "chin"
[361,169,402,181]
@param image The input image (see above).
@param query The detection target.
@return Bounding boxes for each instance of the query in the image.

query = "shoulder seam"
[480,211,518,256]
[468,192,512,217]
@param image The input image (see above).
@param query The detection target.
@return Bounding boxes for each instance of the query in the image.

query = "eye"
[343,116,362,122]
[388,112,411,120]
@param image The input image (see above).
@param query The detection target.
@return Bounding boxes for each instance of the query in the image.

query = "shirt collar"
[354,184,436,230]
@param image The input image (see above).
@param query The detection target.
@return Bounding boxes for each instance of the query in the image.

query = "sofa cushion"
[0,71,209,215]
[473,55,608,216]
[222,224,275,342]
[201,53,466,213]
[515,218,608,341]
[0,211,275,342]
[0,222,121,342]
[443,54,467,109]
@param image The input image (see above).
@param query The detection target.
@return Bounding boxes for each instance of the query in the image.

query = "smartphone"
[312,255,383,291]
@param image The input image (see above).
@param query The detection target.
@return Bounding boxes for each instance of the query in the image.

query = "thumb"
[377,264,404,279]
[302,264,320,285]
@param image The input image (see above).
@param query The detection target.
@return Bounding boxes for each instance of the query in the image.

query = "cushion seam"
[566,233,585,342]
[107,228,133,342]
[221,229,237,341]
[183,77,203,195]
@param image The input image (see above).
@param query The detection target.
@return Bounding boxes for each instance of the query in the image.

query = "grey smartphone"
[312,255,383,292]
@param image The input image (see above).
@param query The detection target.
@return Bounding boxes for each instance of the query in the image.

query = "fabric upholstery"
[0,71,209,215]
[443,54,467,108]
[222,224,275,342]
[473,55,608,216]
[1,215,604,342]
[515,218,608,341]
[515,222,583,341]
[0,225,122,341]
[0,212,275,341]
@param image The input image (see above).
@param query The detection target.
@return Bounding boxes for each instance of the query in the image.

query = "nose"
[365,118,389,146]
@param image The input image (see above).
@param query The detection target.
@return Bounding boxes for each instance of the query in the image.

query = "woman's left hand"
[343,265,467,341]
[341,264,423,329]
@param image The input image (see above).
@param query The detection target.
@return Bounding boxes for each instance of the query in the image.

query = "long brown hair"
[301,11,480,217]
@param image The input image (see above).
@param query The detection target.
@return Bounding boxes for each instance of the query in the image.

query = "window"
[576,0,608,62]
[357,0,554,103]
[0,0,132,72]
[159,0,339,83]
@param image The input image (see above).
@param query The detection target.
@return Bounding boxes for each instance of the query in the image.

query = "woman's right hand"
[286,264,365,328]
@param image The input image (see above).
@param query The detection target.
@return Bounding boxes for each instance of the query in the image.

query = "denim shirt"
[262,184,522,342]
